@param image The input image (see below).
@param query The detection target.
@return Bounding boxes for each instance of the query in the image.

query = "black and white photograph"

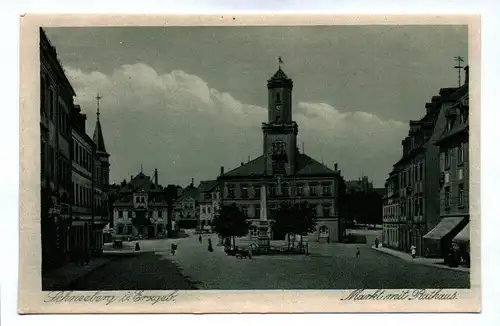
[18,15,481,313]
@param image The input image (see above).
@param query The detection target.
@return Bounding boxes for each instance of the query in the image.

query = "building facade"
[174,181,200,229]
[113,171,168,238]
[424,66,470,258]
[383,69,470,257]
[218,66,346,243]
[70,104,96,259]
[198,180,219,230]
[40,27,75,269]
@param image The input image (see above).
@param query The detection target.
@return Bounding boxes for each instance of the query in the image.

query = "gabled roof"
[178,185,200,202]
[119,172,163,193]
[198,180,218,193]
[220,153,338,178]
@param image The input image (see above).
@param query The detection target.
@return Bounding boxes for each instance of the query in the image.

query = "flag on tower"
[278,56,283,65]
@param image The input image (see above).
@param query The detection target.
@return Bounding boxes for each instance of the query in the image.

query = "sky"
[45,25,468,188]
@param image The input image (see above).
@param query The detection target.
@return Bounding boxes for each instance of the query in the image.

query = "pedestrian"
[199,235,202,243]
[356,247,360,258]
[171,243,177,256]
[410,245,416,259]
[375,237,379,248]
[207,238,214,252]
[135,241,141,251]
[248,244,253,259]
[327,236,330,244]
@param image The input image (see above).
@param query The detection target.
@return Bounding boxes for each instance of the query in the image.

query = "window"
[241,205,248,217]
[158,210,162,218]
[141,197,145,203]
[458,184,464,207]
[251,226,259,237]
[270,185,277,197]
[254,186,261,198]
[322,205,331,217]
[135,196,140,203]
[207,207,211,214]
[444,172,450,184]
[118,210,123,218]
[458,168,464,180]
[310,184,317,196]
[127,225,133,234]
[255,205,260,218]
[444,150,450,169]
[297,184,304,196]
[48,88,54,120]
[241,184,248,198]
[227,185,235,198]
[281,184,289,197]
[444,187,451,209]
[117,225,123,235]
[419,163,423,181]
[276,92,280,102]
[322,184,332,196]
[419,196,423,216]
[457,142,465,165]
[202,207,206,214]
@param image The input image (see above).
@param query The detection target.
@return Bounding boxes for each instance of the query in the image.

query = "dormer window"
[276,92,280,102]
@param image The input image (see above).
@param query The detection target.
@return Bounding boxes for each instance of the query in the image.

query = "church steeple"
[93,93,107,154]
[92,93,110,187]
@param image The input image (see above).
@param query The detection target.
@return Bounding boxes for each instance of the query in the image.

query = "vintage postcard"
[19,14,481,314]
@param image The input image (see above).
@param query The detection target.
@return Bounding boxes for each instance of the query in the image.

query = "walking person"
[410,245,416,259]
[356,247,360,258]
[199,235,202,244]
[171,242,177,256]
[207,238,214,252]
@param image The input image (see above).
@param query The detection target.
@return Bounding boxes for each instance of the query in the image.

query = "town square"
[39,25,470,291]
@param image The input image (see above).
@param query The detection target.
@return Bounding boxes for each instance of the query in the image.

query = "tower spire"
[278,56,283,69]
[96,93,103,120]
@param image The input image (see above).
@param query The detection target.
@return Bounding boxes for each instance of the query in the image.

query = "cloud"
[67,63,408,187]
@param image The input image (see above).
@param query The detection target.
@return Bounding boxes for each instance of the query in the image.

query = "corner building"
[218,66,346,242]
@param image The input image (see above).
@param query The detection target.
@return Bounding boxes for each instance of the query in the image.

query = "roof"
[178,185,200,201]
[220,153,338,178]
[267,67,293,88]
[93,118,107,153]
[119,172,163,193]
[374,188,385,197]
[198,180,218,193]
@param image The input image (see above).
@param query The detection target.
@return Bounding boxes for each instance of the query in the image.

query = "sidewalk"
[371,245,470,273]
[42,257,113,290]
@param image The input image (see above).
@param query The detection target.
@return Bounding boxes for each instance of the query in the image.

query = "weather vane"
[278,56,283,68]
[454,56,465,87]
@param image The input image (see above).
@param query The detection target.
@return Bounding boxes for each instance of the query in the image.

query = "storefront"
[452,222,470,267]
[422,216,467,258]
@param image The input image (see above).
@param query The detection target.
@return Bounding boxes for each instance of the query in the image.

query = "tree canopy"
[212,203,251,246]
[271,201,317,247]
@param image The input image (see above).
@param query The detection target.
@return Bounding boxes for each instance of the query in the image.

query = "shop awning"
[423,217,464,240]
[453,223,470,242]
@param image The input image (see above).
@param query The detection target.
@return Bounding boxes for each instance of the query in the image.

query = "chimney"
[241,162,244,166]
[130,175,133,180]
[248,156,250,162]
[334,163,338,171]
[464,65,469,85]
[220,166,224,176]
[154,169,158,185]
[191,178,194,187]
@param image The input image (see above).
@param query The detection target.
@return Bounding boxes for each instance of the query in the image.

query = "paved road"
[70,233,469,290]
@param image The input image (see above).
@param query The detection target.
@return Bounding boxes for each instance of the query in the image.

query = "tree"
[272,201,317,249]
[212,203,250,247]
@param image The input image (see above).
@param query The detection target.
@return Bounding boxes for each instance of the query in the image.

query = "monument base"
[257,221,270,251]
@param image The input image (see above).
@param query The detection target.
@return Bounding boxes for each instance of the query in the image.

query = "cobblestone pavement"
[68,233,470,290]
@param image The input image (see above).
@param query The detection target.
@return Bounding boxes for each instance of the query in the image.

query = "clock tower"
[262,66,298,175]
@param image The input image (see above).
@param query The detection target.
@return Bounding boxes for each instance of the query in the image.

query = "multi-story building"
[383,68,470,257]
[424,66,470,258]
[345,176,384,227]
[218,65,346,242]
[40,27,75,269]
[174,180,200,229]
[113,170,168,238]
[70,104,96,259]
[198,180,219,230]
